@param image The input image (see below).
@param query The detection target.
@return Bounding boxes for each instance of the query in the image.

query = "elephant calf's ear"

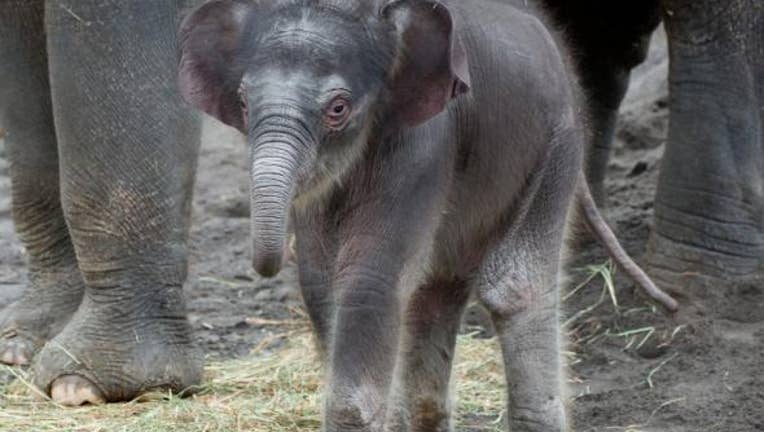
[382,0,471,128]
[177,0,253,131]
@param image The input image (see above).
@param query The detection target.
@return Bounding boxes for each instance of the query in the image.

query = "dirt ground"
[1,29,762,431]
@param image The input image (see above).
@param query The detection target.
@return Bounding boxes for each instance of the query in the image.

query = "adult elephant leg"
[32,1,203,405]
[646,0,764,297]
[0,1,84,366]
[539,0,661,204]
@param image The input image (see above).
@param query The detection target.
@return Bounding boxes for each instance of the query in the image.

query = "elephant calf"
[179,0,676,430]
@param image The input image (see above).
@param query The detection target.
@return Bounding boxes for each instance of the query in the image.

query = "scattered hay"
[0,260,653,431]
[0,330,505,432]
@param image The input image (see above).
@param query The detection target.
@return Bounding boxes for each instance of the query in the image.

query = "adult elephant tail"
[575,174,679,312]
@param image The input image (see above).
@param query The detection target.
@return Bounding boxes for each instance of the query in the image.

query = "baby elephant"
[178,0,676,430]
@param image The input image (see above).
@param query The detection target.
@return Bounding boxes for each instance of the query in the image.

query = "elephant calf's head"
[177,0,470,277]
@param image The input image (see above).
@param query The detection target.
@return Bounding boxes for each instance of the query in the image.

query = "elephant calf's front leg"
[323,196,442,430]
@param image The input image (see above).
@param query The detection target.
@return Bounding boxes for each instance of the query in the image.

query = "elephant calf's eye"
[324,96,351,131]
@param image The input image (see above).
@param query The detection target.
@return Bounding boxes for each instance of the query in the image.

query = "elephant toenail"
[51,375,106,406]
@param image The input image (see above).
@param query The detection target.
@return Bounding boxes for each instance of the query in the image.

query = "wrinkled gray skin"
[177,1,621,430]
[0,0,757,421]
[0,1,203,405]
[645,0,763,292]
[535,0,764,298]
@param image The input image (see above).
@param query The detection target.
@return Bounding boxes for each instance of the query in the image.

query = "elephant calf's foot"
[325,396,387,432]
[385,400,452,432]
[0,269,84,366]
[31,293,203,406]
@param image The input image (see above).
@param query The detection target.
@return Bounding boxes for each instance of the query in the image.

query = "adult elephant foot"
[645,231,763,317]
[31,289,203,406]
[0,268,84,366]
[646,230,762,286]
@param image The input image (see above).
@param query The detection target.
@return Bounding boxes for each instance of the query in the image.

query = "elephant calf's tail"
[575,176,679,312]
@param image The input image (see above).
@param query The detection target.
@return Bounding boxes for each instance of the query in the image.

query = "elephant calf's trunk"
[249,141,301,278]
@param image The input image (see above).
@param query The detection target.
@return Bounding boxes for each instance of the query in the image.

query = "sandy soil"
[1,29,762,431]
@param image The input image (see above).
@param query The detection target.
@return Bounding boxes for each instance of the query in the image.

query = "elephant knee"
[476,273,556,320]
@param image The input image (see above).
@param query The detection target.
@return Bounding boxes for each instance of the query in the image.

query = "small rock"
[274,284,299,302]
[629,161,649,177]
[636,339,669,359]
[233,320,250,329]
[254,288,274,302]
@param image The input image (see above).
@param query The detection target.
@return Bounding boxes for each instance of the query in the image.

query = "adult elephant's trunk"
[249,132,304,277]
